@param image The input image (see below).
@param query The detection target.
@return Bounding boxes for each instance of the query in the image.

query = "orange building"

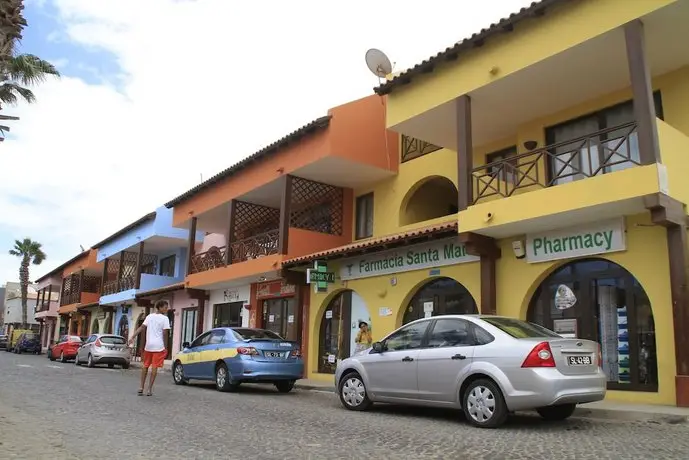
[164,95,397,367]
[56,249,104,338]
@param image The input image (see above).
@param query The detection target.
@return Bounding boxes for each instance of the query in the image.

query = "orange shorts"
[143,350,166,368]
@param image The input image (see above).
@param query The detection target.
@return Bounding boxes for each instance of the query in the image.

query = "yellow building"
[282,0,689,407]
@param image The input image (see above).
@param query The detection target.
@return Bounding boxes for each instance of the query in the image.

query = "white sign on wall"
[339,237,478,281]
[526,218,626,264]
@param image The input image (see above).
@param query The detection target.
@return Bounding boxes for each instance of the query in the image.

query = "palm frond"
[0,82,35,105]
[5,54,61,86]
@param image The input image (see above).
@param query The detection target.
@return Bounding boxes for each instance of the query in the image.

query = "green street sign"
[307,260,333,293]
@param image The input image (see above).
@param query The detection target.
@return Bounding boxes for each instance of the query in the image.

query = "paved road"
[2,353,689,460]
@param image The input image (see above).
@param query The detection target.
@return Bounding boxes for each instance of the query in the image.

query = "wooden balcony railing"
[401,135,442,163]
[190,229,280,274]
[472,122,640,203]
[102,279,119,296]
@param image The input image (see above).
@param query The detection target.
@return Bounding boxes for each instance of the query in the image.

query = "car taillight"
[95,339,102,347]
[597,344,602,368]
[237,347,258,356]
[522,342,556,368]
[292,349,302,358]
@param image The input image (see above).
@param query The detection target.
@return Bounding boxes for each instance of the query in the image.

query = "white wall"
[200,233,226,252]
[207,285,251,330]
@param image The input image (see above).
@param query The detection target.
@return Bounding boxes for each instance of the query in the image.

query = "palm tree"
[9,238,46,328]
[0,52,60,108]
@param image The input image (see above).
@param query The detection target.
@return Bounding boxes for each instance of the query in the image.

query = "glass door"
[181,308,197,349]
[264,298,298,341]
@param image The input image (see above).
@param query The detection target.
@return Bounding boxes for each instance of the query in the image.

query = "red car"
[49,335,83,362]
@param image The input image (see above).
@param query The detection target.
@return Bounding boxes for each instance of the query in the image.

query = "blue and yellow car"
[172,327,304,393]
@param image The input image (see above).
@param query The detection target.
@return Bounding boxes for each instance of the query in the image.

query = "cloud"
[0,0,533,283]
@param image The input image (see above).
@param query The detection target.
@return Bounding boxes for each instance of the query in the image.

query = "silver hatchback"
[75,334,131,369]
[335,315,606,428]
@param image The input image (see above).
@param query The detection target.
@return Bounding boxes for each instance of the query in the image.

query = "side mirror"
[371,342,384,353]
[182,342,190,349]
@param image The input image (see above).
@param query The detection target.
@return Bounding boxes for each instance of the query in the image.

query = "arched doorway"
[400,177,459,226]
[402,277,477,325]
[528,258,657,391]
[117,315,129,340]
[318,290,371,374]
[91,318,100,335]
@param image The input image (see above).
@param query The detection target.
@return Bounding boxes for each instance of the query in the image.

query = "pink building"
[34,271,62,349]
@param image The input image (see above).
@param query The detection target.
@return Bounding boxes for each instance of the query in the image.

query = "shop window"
[318,290,372,374]
[214,302,242,328]
[159,255,176,277]
[528,258,658,391]
[181,309,198,349]
[355,193,374,240]
[403,277,477,325]
[400,177,458,227]
[263,298,298,342]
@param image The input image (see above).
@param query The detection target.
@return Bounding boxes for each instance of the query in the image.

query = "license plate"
[279,343,291,347]
[567,355,592,366]
[264,351,284,358]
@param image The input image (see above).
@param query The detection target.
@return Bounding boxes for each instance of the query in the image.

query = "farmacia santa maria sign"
[339,237,479,281]
[526,218,626,263]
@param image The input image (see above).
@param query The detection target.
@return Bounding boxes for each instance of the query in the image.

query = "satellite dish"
[365,48,393,78]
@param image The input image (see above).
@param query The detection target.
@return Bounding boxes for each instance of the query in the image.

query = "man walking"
[128,300,171,396]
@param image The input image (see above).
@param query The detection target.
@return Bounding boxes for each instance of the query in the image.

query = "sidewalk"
[129,362,689,424]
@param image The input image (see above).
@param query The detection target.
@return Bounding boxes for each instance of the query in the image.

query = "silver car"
[75,334,131,369]
[335,315,606,428]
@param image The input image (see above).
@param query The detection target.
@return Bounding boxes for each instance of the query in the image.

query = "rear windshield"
[232,329,283,340]
[24,333,37,339]
[482,317,561,338]
[100,336,126,345]
[68,336,83,343]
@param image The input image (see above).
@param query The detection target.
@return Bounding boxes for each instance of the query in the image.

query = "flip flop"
[137,389,144,396]
[146,391,153,396]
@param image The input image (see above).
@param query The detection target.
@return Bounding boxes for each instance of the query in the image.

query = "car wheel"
[49,351,55,361]
[215,363,239,392]
[274,380,295,393]
[122,362,130,370]
[108,364,114,369]
[87,354,95,368]
[536,403,577,421]
[172,361,188,385]
[60,352,67,363]
[462,379,508,428]
[338,372,372,411]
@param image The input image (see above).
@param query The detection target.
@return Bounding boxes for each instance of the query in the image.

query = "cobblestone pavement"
[2,352,689,460]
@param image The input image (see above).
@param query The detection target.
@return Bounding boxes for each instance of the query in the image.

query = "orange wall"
[287,228,350,260]
[173,132,331,226]
[62,249,100,278]
[328,95,399,173]
[80,292,100,304]
[186,254,283,289]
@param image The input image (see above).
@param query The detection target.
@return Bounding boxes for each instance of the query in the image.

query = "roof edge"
[92,211,157,249]
[134,282,186,298]
[34,249,91,283]
[164,115,332,209]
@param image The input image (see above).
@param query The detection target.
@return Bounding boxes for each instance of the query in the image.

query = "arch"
[91,317,100,335]
[399,176,458,226]
[317,289,371,374]
[399,276,478,326]
[527,257,658,391]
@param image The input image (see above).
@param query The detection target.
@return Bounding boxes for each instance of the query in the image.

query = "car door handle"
[451,354,467,360]
[402,356,414,362]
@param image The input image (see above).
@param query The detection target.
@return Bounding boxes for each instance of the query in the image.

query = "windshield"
[482,317,561,339]
[232,328,283,340]
[68,336,83,343]
[100,336,126,345]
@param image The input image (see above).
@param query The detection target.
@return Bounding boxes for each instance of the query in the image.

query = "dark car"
[15,332,41,354]
[0,335,7,350]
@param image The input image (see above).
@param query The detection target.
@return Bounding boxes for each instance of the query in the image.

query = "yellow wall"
[386,0,676,127]
[308,213,676,405]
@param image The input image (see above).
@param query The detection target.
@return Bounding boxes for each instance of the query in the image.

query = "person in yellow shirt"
[354,321,373,354]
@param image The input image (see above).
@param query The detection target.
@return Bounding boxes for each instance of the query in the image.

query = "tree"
[9,238,46,328]
[0,52,60,108]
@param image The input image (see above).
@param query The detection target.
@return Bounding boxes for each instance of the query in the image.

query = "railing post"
[134,241,144,289]
[47,284,52,311]
[186,216,198,276]
[116,251,125,292]
[38,288,44,312]
[456,95,473,210]
[224,200,236,265]
[78,270,84,304]
[624,19,660,165]
[100,258,108,295]
[60,278,67,307]
[278,175,293,254]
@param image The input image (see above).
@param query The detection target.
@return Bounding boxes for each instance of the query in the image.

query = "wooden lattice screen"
[290,176,343,235]
[233,201,280,240]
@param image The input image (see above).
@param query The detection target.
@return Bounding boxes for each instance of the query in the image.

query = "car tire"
[462,378,509,429]
[60,352,67,363]
[172,361,188,385]
[536,403,577,421]
[274,380,295,393]
[108,364,114,369]
[87,354,95,368]
[338,372,372,411]
[122,363,130,370]
[215,363,239,392]
[49,351,55,361]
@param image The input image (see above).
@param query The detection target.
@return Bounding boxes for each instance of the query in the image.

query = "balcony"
[101,251,168,298]
[458,120,672,237]
[185,176,352,288]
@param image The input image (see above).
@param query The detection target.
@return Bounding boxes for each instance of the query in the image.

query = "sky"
[0,0,534,283]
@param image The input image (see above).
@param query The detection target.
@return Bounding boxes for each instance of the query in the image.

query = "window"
[208,330,226,344]
[483,317,560,339]
[384,321,430,351]
[427,319,475,348]
[100,336,126,345]
[68,336,82,343]
[190,331,211,348]
[355,193,374,240]
[232,329,283,341]
[486,146,518,185]
[159,255,176,277]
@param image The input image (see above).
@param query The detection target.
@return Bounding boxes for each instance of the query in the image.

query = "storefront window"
[181,309,197,348]
[403,277,477,325]
[528,258,658,391]
[263,298,297,341]
[318,290,372,374]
